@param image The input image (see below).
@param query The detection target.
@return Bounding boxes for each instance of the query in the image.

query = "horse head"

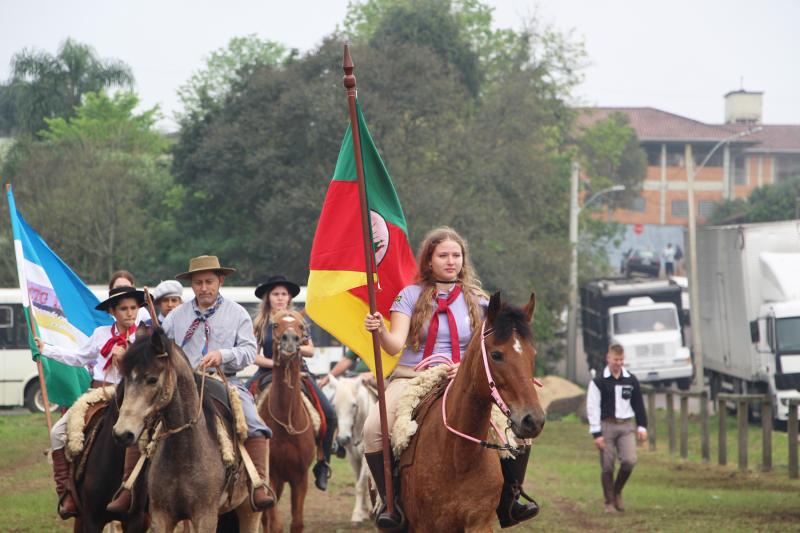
[331,376,371,449]
[112,328,177,447]
[479,291,545,440]
[271,310,307,366]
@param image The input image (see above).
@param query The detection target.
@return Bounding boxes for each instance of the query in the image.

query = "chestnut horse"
[258,310,316,533]
[112,329,261,532]
[399,292,545,532]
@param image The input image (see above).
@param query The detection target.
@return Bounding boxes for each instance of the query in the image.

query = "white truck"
[698,221,800,423]
[580,278,693,388]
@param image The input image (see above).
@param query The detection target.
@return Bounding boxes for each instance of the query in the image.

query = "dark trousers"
[307,376,337,462]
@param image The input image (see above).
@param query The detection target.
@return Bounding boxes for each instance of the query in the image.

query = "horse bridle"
[435,320,542,456]
[268,319,312,435]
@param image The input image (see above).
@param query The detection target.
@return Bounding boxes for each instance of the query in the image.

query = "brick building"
[581,91,800,228]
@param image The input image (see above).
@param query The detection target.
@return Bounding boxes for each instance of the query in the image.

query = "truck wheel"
[676,378,691,391]
[24,381,60,414]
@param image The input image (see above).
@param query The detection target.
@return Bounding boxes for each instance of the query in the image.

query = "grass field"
[1,409,798,532]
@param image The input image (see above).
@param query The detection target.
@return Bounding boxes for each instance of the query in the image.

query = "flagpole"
[342,44,395,515]
[4,183,54,432]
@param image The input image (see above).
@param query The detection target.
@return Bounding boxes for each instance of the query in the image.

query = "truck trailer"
[697,221,800,422]
[580,277,692,388]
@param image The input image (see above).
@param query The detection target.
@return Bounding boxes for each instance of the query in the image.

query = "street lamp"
[687,126,762,389]
[566,162,625,383]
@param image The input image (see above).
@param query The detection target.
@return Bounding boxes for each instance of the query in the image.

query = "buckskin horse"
[257,310,316,533]
[398,292,545,532]
[111,329,261,532]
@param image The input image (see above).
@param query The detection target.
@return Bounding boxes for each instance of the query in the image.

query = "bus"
[0,286,344,412]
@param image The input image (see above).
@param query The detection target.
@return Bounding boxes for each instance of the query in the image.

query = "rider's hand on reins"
[199,350,223,369]
[446,362,460,380]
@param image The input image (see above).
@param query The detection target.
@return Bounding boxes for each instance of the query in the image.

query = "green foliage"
[177,34,288,120]
[708,177,800,224]
[2,38,134,136]
[0,92,173,284]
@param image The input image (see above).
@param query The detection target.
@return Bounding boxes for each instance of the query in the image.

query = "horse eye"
[272,323,279,329]
[146,376,158,386]
[491,351,503,361]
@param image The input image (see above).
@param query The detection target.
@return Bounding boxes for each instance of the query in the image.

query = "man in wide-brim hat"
[107,255,275,513]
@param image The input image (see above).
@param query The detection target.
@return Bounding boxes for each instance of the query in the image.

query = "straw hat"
[175,255,236,280]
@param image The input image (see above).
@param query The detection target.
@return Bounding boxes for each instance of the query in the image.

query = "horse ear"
[487,291,502,326]
[523,292,536,323]
[151,327,169,357]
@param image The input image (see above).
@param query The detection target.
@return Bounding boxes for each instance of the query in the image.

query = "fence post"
[738,400,748,471]
[680,394,689,459]
[667,391,675,454]
[700,391,710,463]
[647,390,657,451]
[761,399,772,472]
[789,401,798,480]
[718,398,727,466]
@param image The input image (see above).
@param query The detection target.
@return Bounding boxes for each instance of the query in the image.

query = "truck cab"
[608,297,693,386]
[753,300,800,420]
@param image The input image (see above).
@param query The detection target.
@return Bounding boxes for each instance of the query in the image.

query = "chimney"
[724,90,763,124]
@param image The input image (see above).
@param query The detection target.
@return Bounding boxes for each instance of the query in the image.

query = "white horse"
[326,375,375,523]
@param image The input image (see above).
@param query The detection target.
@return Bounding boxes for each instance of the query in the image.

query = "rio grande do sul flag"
[306,99,416,377]
[6,186,112,407]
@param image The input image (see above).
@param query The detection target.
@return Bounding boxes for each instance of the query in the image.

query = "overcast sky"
[1,0,797,131]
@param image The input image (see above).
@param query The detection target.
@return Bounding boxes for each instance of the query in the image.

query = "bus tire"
[24,381,58,414]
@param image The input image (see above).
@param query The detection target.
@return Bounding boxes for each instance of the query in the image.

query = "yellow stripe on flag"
[305,270,399,377]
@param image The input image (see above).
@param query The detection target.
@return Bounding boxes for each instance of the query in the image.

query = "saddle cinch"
[250,371,326,440]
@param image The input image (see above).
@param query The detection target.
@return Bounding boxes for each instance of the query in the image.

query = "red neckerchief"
[100,323,136,370]
[422,284,463,363]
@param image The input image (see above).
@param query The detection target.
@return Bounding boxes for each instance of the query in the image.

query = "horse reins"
[421,320,542,456]
[267,322,312,435]
[149,352,210,443]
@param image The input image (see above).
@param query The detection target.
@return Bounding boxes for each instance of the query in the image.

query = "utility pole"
[567,161,580,383]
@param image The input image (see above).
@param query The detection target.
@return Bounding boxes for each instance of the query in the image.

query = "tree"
[3,38,134,136]
[0,92,172,284]
[177,34,288,120]
[708,177,800,224]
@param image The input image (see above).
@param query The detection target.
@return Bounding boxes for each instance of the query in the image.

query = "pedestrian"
[586,343,648,513]
[662,243,676,277]
[674,244,684,275]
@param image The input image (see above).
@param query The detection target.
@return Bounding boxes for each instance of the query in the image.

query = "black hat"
[255,275,301,300]
[95,286,145,312]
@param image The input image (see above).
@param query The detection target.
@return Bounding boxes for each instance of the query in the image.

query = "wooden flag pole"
[6,184,54,432]
[342,44,395,516]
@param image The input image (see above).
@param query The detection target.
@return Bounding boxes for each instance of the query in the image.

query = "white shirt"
[42,323,138,383]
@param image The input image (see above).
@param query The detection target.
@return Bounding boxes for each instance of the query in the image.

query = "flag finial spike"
[343,43,356,91]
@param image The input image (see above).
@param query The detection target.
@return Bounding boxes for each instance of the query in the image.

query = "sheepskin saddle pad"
[391,365,520,466]
[256,382,321,436]
[65,386,115,461]
[196,372,249,443]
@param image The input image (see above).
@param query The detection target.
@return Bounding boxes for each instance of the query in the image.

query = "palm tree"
[7,38,134,135]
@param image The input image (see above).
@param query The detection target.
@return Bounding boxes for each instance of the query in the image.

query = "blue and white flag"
[7,185,112,407]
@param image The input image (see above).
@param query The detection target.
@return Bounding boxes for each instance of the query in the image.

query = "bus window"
[0,304,28,350]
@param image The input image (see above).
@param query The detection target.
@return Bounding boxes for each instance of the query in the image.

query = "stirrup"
[376,501,407,532]
[249,482,276,512]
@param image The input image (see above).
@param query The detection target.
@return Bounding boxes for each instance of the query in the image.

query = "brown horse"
[70,390,148,533]
[399,292,545,532]
[112,329,261,532]
[257,310,316,533]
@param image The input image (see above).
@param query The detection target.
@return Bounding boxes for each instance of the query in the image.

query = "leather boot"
[613,466,633,512]
[244,436,275,511]
[496,446,540,528]
[601,471,617,513]
[364,451,405,530]
[106,445,141,514]
[52,448,79,519]
[312,460,331,491]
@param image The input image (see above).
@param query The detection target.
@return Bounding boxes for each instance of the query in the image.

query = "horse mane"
[491,302,532,343]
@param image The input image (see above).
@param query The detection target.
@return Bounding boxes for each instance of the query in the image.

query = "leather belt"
[603,417,633,424]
